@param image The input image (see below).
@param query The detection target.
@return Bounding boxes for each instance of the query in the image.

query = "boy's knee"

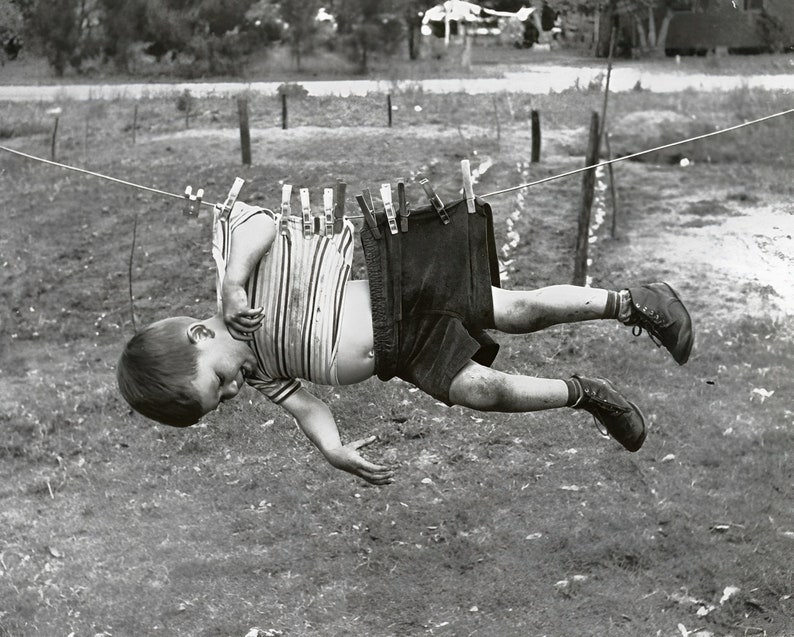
[450,364,508,410]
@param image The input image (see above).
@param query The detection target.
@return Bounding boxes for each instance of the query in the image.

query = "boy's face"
[188,319,258,416]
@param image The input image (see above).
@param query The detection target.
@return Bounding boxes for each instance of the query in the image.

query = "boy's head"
[117,315,258,427]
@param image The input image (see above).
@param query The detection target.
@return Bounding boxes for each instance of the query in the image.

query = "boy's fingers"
[360,468,395,485]
[352,435,378,450]
[238,307,264,318]
[233,317,263,329]
[228,326,253,341]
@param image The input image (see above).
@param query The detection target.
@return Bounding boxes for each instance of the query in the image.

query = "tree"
[279,0,321,71]
[28,0,88,75]
[334,0,402,74]
[100,0,146,71]
[620,0,678,55]
[198,0,257,36]
[597,0,690,57]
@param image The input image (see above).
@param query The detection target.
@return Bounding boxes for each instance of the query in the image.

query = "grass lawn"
[1,70,793,636]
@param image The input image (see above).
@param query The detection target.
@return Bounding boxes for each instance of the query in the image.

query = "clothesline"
[1,105,793,213]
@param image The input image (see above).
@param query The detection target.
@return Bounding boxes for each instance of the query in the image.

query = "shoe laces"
[590,414,610,438]
[631,321,662,347]
[582,396,625,438]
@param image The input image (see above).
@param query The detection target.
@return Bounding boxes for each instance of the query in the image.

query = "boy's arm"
[222,211,277,340]
[279,387,395,486]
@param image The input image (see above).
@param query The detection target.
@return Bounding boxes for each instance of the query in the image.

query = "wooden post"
[238,97,251,166]
[600,27,620,239]
[605,132,619,238]
[599,26,616,140]
[50,116,59,161]
[387,94,392,128]
[281,93,288,130]
[573,112,601,286]
[132,103,138,145]
[531,109,541,163]
[492,96,501,146]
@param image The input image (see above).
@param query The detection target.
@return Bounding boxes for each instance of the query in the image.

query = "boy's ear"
[187,322,215,344]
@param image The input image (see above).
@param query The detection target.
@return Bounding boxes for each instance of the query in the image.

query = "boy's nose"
[221,379,239,399]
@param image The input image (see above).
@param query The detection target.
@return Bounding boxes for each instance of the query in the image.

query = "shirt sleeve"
[229,201,276,232]
[246,371,302,404]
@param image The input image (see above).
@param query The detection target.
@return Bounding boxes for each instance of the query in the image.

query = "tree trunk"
[655,9,674,52]
[407,22,418,60]
[634,16,648,52]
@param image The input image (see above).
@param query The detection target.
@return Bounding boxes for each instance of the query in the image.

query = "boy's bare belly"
[337,280,376,384]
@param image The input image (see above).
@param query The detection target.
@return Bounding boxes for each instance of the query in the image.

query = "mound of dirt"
[609,109,704,164]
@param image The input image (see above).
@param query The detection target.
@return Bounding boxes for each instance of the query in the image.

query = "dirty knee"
[450,366,508,410]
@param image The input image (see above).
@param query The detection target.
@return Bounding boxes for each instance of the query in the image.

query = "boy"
[117,188,693,486]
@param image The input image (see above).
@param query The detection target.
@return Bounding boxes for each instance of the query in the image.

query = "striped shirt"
[213,201,355,403]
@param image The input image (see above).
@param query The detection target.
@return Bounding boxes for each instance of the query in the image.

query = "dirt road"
[2,64,794,100]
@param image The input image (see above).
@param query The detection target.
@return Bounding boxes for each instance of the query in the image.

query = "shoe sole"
[596,377,647,452]
[622,399,646,452]
[658,282,694,365]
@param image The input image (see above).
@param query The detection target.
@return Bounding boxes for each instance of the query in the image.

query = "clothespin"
[419,175,449,224]
[217,177,245,221]
[380,184,399,235]
[334,180,346,234]
[300,188,313,238]
[323,187,334,236]
[397,179,409,232]
[461,159,476,214]
[280,184,292,235]
[356,189,381,239]
[183,185,204,217]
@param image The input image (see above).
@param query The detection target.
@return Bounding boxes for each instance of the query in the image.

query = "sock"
[617,289,633,323]
[565,378,582,407]
[604,290,620,319]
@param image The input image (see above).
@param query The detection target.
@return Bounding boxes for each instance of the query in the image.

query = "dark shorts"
[360,196,501,404]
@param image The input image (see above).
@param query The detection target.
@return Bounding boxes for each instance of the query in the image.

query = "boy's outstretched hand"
[222,283,264,341]
[325,436,396,486]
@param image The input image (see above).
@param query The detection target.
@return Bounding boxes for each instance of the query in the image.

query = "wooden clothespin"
[334,180,346,234]
[397,179,409,232]
[380,184,399,235]
[356,188,381,239]
[217,177,245,221]
[419,175,449,224]
[280,184,292,235]
[461,159,476,214]
[323,187,335,236]
[299,188,313,238]
[183,185,204,217]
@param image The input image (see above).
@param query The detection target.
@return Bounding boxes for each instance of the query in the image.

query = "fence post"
[281,93,288,130]
[572,111,601,286]
[531,109,541,163]
[387,94,393,128]
[50,116,59,161]
[132,103,138,145]
[238,97,251,166]
[492,96,501,146]
[605,132,619,238]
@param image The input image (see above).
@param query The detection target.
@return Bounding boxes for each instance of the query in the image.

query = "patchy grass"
[1,83,793,637]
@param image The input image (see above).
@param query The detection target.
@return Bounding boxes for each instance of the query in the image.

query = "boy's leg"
[491,282,693,365]
[448,361,646,452]
[491,285,616,333]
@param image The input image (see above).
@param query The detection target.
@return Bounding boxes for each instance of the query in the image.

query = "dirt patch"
[618,173,794,321]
